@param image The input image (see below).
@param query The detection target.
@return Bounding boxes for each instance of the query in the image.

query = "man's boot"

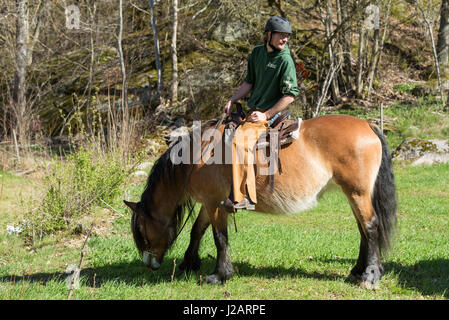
[220,188,255,213]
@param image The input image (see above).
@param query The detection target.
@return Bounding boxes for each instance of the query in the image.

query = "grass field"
[1,161,448,300]
[1,99,448,300]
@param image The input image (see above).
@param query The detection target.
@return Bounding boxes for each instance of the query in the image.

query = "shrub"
[393,83,418,94]
[23,146,132,243]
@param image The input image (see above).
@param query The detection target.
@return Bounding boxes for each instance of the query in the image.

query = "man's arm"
[265,95,295,119]
[223,81,253,115]
[247,95,294,122]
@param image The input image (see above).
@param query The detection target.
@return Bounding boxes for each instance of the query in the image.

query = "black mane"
[140,147,179,213]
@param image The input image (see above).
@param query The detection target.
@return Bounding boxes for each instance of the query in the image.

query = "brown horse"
[124,114,397,289]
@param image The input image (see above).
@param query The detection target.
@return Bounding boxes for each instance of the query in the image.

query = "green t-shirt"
[244,44,299,111]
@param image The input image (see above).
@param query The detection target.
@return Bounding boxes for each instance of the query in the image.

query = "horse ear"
[124,200,138,212]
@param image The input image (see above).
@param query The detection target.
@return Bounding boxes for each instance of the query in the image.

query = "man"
[221,16,299,212]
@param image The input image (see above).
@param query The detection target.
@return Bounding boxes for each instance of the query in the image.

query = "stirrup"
[220,197,255,212]
[233,198,256,211]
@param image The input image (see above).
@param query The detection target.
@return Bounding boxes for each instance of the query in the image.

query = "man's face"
[269,32,289,51]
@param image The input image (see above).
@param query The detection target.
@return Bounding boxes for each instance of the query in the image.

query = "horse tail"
[370,124,397,254]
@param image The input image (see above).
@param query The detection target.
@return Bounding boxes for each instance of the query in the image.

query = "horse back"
[255,114,382,214]
[300,114,382,171]
[299,114,382,194]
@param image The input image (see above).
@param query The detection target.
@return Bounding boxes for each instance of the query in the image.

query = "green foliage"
[22,146,130,243]
[393,83,418,94]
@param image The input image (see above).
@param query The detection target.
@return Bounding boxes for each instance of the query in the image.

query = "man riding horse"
[221,16,300,212]
[125,15,397,288]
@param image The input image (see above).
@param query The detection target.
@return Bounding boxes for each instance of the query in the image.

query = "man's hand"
[223,100,233,116]
[247,111,268,123]
[222,82,253,116]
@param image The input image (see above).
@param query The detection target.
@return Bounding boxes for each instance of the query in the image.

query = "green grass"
[1,163,448,300]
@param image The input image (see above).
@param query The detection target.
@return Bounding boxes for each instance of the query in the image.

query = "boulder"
[411,85,436,97]
[212,21,248,42]
[393,138,449,165]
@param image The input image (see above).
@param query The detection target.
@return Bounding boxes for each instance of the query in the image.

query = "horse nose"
[150,257,161,270]
[142,251,161,270]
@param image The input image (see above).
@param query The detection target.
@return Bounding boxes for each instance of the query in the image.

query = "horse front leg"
[179,205,210,272]
[205,206,234,284]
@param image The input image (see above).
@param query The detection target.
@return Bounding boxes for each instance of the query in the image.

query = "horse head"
[125,200,174,270]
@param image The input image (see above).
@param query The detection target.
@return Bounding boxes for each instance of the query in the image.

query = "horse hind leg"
[346,191,383,289]
[343,128,397,289]
[350,221,369,277]
[179,205,210,272]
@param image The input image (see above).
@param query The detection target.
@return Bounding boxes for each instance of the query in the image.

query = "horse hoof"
[360,265,382,290]
[360,280,380,290]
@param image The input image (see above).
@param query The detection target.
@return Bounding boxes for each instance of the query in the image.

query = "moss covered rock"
[393,138,449,165]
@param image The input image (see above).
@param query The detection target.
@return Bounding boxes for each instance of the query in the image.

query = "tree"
[324,0,341,104]
[416,2,444,101]
[367,0,392,98]
[170,0,179,105]
[118,0,128,114]
[437,0,449,72]
[13,0,29,143]
[436,0,449,108]
[149,0,162,97]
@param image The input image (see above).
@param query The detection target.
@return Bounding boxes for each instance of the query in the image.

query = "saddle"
[226,103,301,150]
[225,103,302,193]
[256,110,300,149]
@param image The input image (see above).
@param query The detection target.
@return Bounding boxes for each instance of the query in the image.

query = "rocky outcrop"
[393,138,449,165]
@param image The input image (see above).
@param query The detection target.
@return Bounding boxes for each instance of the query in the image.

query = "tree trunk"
[437,0,449,73]
[366,27,379,96]
[170,0,179,105]
[27,0,46,67]
[86,1,97,135]
[335,0,346,94]
[118,0,128,120]
[149,0,162,97]
[13,0,29,143]
[435,0,449,108]
[356,21,366,98]
[418,6,444,101]
[367,0,392,98]
[365,3,381,91]
[325,0,341,104]
[339,0,354,92]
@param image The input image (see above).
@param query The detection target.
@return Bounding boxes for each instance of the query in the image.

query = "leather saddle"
[256,110,300,149]
[224,104,301,193]
[225,103,300,149]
